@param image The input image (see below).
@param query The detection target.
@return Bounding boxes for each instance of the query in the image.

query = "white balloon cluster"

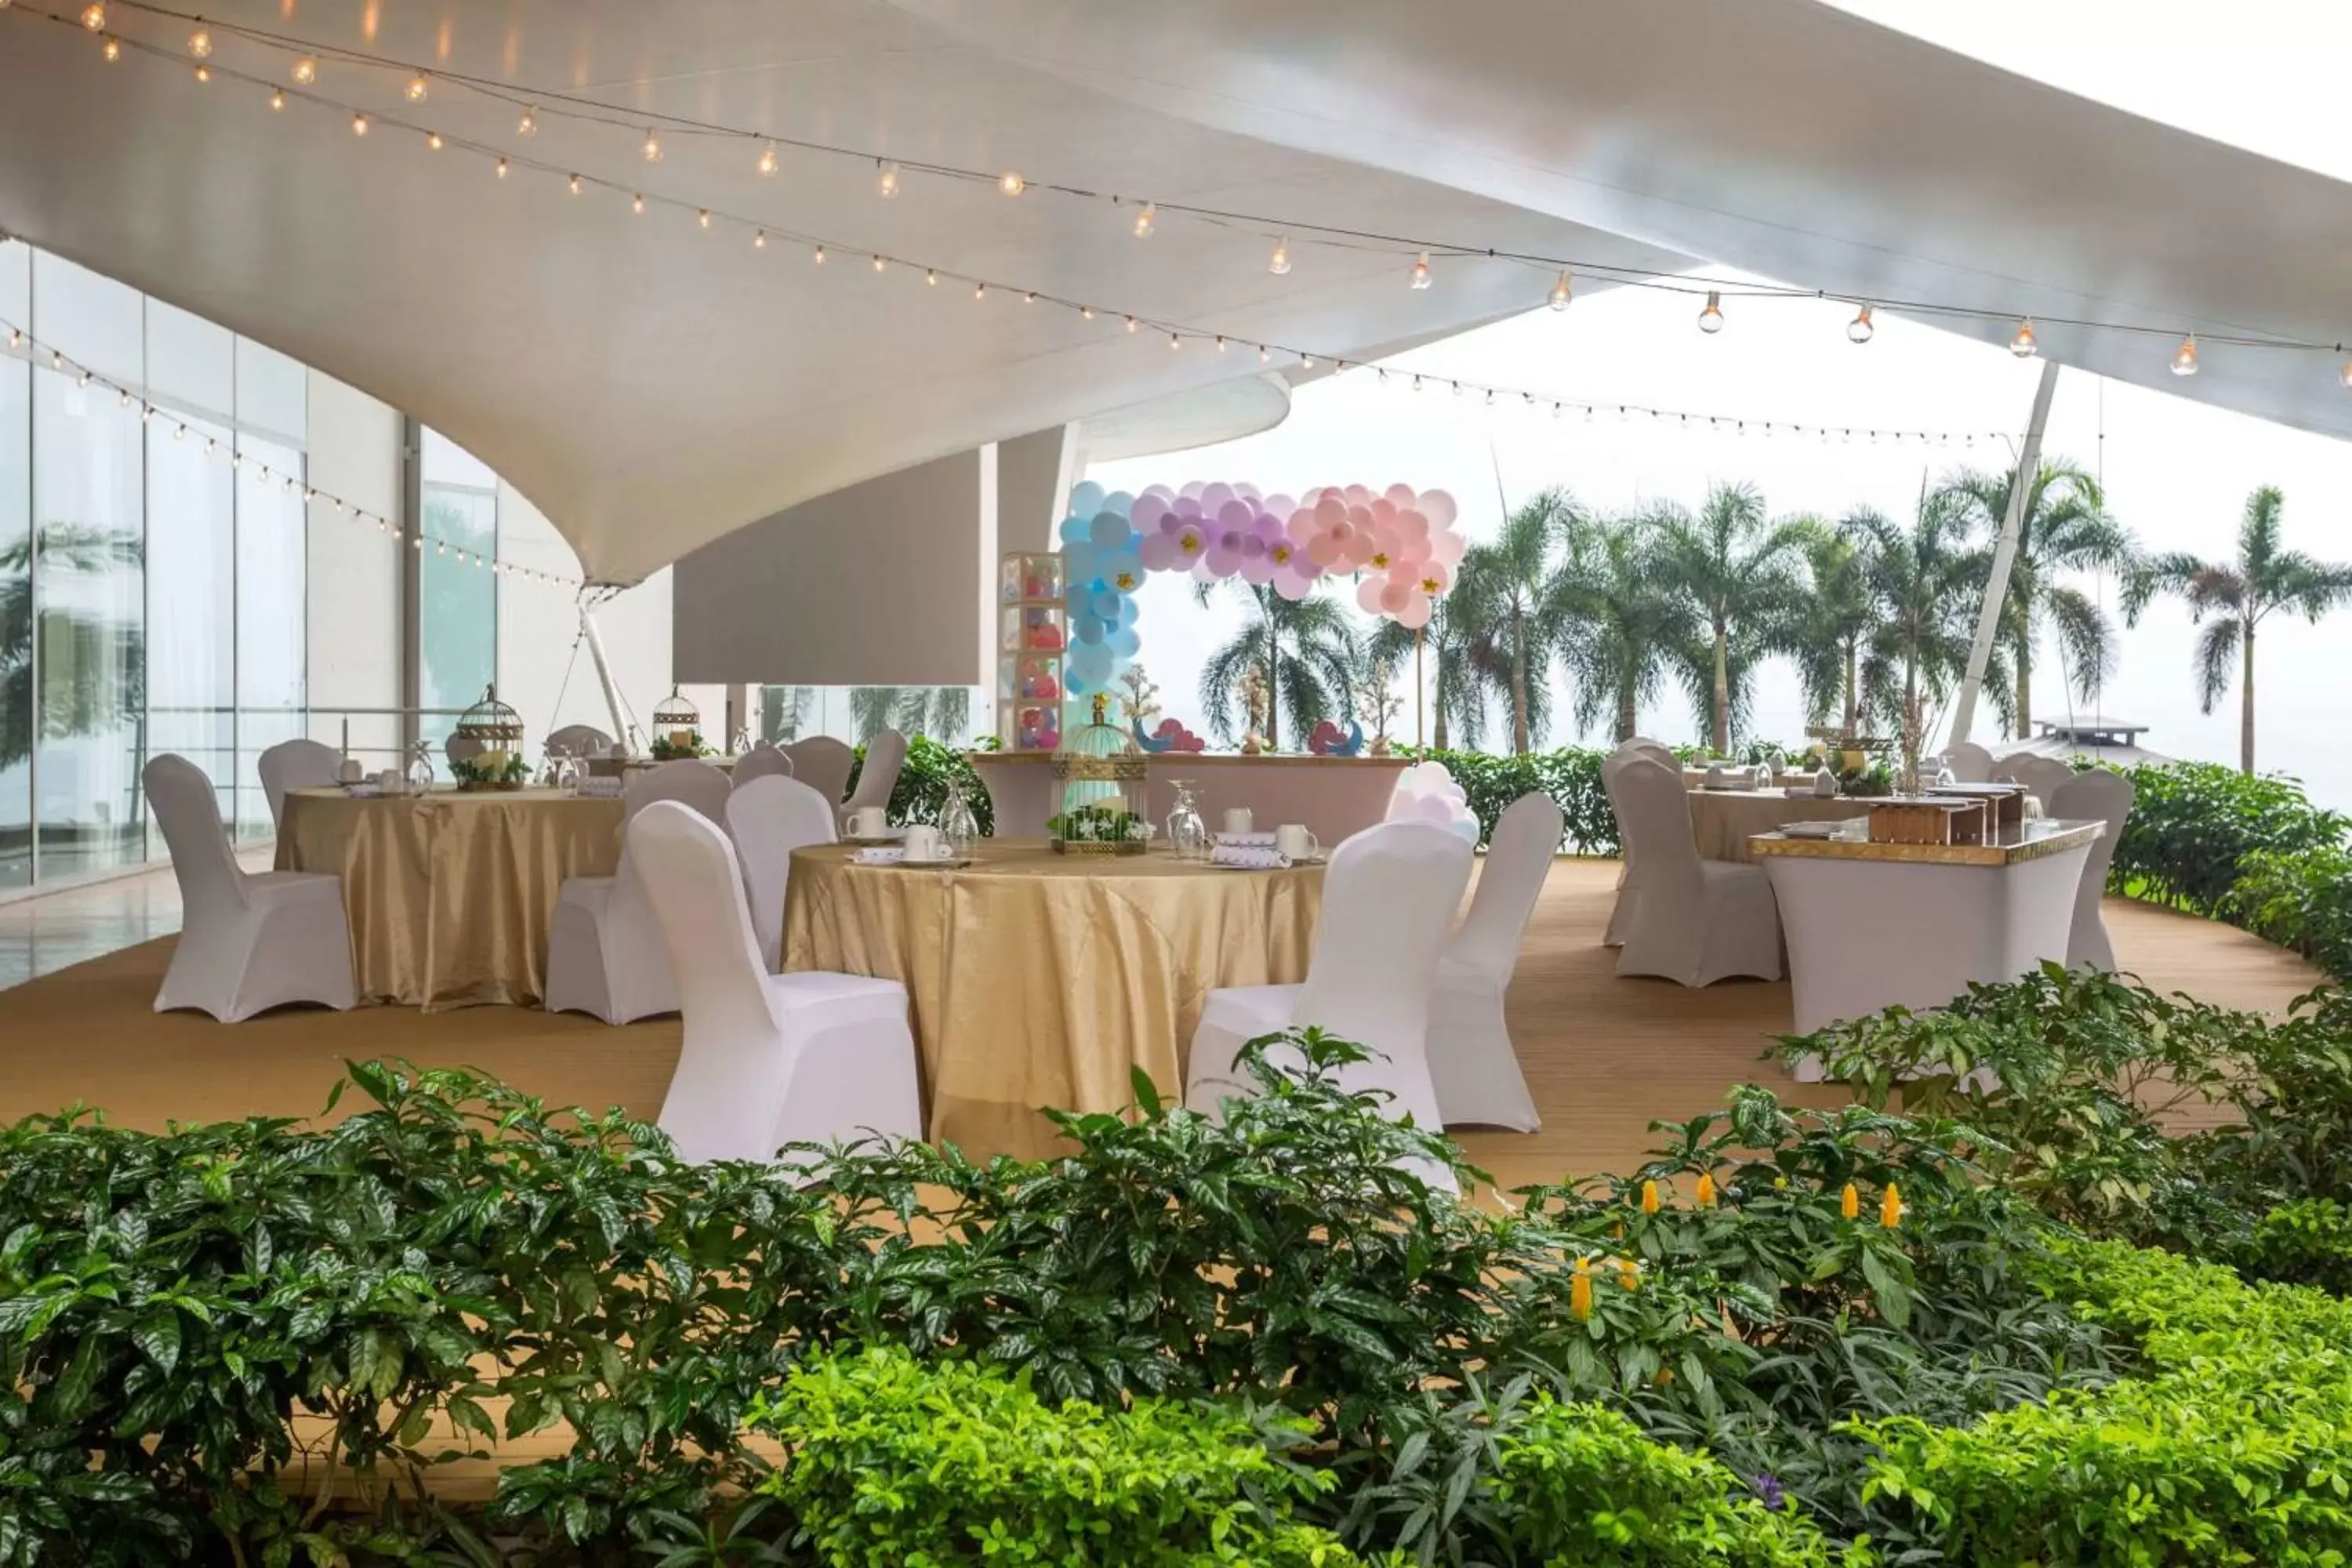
[1387,761,1481,844]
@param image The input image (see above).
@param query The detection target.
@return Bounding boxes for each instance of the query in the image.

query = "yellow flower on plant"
[1640,1179,1661,1215]
[1693,1172,1717,1208]
[1839,1182,1860,1220]
[1880,1183,1904,1228]
[1570,1258,1593,1321]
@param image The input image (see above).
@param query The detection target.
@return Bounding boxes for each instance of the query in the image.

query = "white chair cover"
[630,801,921,1163]
[724,775,839,972]
[544,760,731,1022]
[1600,750,1647,946]
[546,724,615,757]
[1944,740,1994,783]
[1995,753,2076,809]
[1431,792,1562,1131]
[730,742,795,790]
[782,736,856,807]
[1625,737,1678,769]
[1612,757,1783,986]
[256,738,341,834]
[841,729,909,821]
[2048,769,2134,972]
[1184,821,1474,1179]
[144,753,356,1021]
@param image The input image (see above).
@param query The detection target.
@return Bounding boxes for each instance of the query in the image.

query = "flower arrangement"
[1047,802,1149,854]
[449,749,529,789]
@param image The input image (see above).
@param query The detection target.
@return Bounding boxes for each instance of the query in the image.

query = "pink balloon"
[1239,550,1277,585]
[1173,495,1203,519]
[1342,528,1377,569]
[1201,481,1236,513]
[1395,590,1433,630]
[1142,484,1176,502]
[1343,484,1372,506]
[1132,493,1170,532]
[1172,523,1207,564]
[1370,497,1398,525]
[1430,530,1467,566]
[1385,483,1417,508]
[1264,493,1296,520]
[1315,495,1347,528]
[1217,499,1254,532]
[1179,481,1207,501]
[1396,509,1429,543]
[1356,575,1387,613]
[1420,490,1458,529]
[1414,558,1454,595]
[1139,534,1178,572]
[1273,565,1316,601]
[1378,578,1412,615]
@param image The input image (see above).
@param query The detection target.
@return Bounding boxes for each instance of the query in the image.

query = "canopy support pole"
[581,601,640,753]
[1949,358,2060,747]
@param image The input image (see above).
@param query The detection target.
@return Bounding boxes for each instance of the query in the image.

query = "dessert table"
[780,838,1325,1158]
[1754,817,2104,1062]
[277,786,623,1009]
[970,751,1409,852]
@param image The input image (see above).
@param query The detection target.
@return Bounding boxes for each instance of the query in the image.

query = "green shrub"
[751,1346,1355,1567]
[2233,1199,2352,1296]
[2107,760,2348,917]
[849,733,996,834]
[2227,843,2352,983]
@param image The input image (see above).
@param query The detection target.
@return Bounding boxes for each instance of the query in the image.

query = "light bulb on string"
[1846,304,1875,343]
[2009,318,2038,357]
[2339,359,2352,389]
[100,34,120,60]
[405,73,429,101]
[291,56,316,83]
[1214,335,1225,350]
[641,127,662,162]
[1024,291,1036,304]
[1132,202,1156,238]
[757,141,778,176]
[811,244,824,264]
[1259,345,1270,364]
[973,281,985,299]
[876,161,900,198]
[1409,252,1432,290]
[1548,270,1573,310]
[752,228,766,249]
[2170,333,2199,376]
[1267,236,1290,274]
[517,107,537,136]
[5,329,17,349]
[998,170,1025,195]
[872,254,887,272]
[270,88,285,110]
[630,193,645,214]
[1080,306,1094,319]
[426,131,443,150]
[1124,314,1138,333]
[1697,290,1724,333]
[698,209,711,229]
[568,173,582,194]
[187,25,211,57]
[1168,332,1181,350]
[350,111,369,136]
[925,267,938,285]
[495,157,508,178]
[80,4,103,31]
[193,64,209,82]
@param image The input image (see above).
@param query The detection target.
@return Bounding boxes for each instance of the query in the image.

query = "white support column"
[1949,358,2060,747]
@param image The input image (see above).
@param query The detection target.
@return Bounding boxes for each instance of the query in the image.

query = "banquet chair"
[545,760,731,1023]
[730,742,795,790]
[840,728,909,822]
[1431,791,1563,1131]
[782,736,856,808]
[724,775,837,972]
[1183,820,1474,1171]
[144,753,357,1022]
[1944,740,1994,783]
[546,724,615,758]
[1612,757,1782,986]
[2047,769,2135,973]
[630,801,921,1163]
[1995,753,2076,810]
[256,737,341,834]
[1625,737,1679,769]
[1599,748,1652,947]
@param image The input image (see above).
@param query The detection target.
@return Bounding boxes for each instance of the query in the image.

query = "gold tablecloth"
[277,787,624,1009]
[1686,789,1874,862]
[781,840,1324,1159]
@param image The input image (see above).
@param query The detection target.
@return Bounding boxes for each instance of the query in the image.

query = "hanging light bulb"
[1410,252,1432,290]
[2339,358,2352,389]
[192,64,209,83]
[1847,304,1875,344]
[405,72,429,101]
[876,161,900,198]
[697,209,711,229]
[4,329,17,349]
[1259,344,1270,364]
[568,173,583,194]
[1697,290,1725,333]
[811,244,824,264]
[631,193,645,215]
[925,267,938,285]
[753,228,766,249]
[1268,236,1291,275]
[291,55,316,84]
[998,170,1025,196]
[1548,270,1573,310]
[517,107,538,136]
[1124,314,1138,332]
[1080,306,1094,320]
[269,88,285,110]
[426,131,443,150]
[495,157,508,178]
[1169,332,1181,350]
[872,253,887,272]
[350,111,369,136]
[2171,332,2200,376]
[641,127,662,162]
[1132,202,1156,238]
[79,3,103,31]
[2009,318,2038,358]
[187,26,212,57]
[101,35,120,60]
[973,281,985,299]
[757,141,778,176]
[1024,291,1036,304]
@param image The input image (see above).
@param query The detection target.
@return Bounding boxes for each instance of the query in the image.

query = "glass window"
[234,434,306,838]
[0,241,27,890]
[145,413,235,841]
[419,430,496,746]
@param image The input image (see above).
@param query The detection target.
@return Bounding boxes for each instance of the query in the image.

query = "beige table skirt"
[278,787,624,1009]
[1686,789,1874,862]
[781,839,1323,1159]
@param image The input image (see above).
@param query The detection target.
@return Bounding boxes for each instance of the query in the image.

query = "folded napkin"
[1213,830,1280,849]
[855,847,906,866]
[575,777,623,799]
[1210,841,1289,869]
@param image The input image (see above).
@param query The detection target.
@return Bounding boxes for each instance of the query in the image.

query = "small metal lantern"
[1050,695,1148,855]
[651,687,705,760]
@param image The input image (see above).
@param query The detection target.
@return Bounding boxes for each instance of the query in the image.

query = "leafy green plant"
[2227,842,2352,983]
[1047,802,1147,844]
[2106,759,2347,917]
[863,733,996,835]
[450,749,531,786]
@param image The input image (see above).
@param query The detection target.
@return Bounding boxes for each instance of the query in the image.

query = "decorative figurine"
[1238,666,1270,755]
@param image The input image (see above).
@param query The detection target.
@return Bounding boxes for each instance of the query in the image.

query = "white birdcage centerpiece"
[450,684,528,791]
[651,687,707,760]
[1049,695,1147,855]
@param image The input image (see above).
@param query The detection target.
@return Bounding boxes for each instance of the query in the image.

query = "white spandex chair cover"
[782,737,856,807]
[630,802,920,1163]
[545,760,731,1022]
[2048,769,2134,973]
[724,775,838,972]
[546,724,615,757]
[730,742,795,790]
[1612,757,1782,986]
[1626,738,1678,769]
[840,728,909,822]
[1431,792,1562,1131]
[145,753,356,1021]
[1183,820,1474,1167]
[1600,749,1652,947]
[1944,740,1995,783]
[256,738,341,833]
[1995,753,2076,809]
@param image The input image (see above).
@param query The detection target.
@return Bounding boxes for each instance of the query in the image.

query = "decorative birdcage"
[651,687,706,760]
[1050,694,1147,855]
[450,684,528,791]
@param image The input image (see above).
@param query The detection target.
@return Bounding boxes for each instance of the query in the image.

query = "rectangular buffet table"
[1752,818,2104,1062]
[968,751,1412,849]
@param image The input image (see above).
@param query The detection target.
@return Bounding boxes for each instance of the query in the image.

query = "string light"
[426,131,443,150]
[270,87,284,110]
[1080,306,1094,320]
[1168,331,1181,350]
[2339,359,2352,390]
[403,72,428,101]
[290,55,315,83]
[876,161,900,198]
[811,243,824,263]
[2171,333,2200,376]
[973,281,985,299]
[1549,270,1573,310]
[1268,235,1290,274]
[757,141,777,176]
[1846,304,1875,344]
[1409,252,1432,290]
[1124,314,1138,332]
[568,173,582,194]
[2009,318,2038,358]
[1259,345,1270,364]
[78,3,102,30]
[698,208,711,228]
[641,127,662,162]
[350,111,368,136]
[517,107,536,136]
[998,170,1025,196]
[100,34,118,60]
[872,253,886,272]
[752,228,765,248]
[495,156,508,178]
[1697,290,1725,333]
[1024,290,1036,303]
[192,64,209,82]
[1214,335,1226,350]
[926,267,938,285]
[632,193,645,214]
[1132,202,1156,238]
[187,24,210,56]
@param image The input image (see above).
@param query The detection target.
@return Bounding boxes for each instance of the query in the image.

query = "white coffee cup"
[847,805,890,839]
[336,756,365,784]
[1222,807,1254,836]
[1276,824,1319,862]
[378,768,403,793]
[903,823,946,862]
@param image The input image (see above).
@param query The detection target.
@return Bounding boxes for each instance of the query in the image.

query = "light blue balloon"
[1101,489,1135,518]
[1074,616,1105,645]
[1069,481,1105,517]
[1108,627,1141,659]
[1092,589,1122,621]
[1098,548,1143,589]
[1069,643,1114,684]
[1088,512,1134,550]
[1058,514,1091,545]
[1065,671,1089,697]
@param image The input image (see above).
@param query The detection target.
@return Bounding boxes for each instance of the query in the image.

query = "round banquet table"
[1685,789,1875,863]
[780,839,1326,1159]
[277,786,624,1010]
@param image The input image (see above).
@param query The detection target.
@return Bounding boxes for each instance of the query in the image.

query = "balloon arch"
[1053,479,1465,701]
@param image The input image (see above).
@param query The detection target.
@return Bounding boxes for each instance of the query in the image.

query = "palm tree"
[895,686,972,742]
[1849,493,2009,741]
[1367,595,1485,750]
[1555,512,1693,742]
[1,528,147,771]
[2124,485,2352,775]
[1194,580,1359,750]
[1454,487,1583,753]
[1934,459,2135,736]
[1650,481,1809,754]
[1783,517,1882,736]
[759,684,815,744]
